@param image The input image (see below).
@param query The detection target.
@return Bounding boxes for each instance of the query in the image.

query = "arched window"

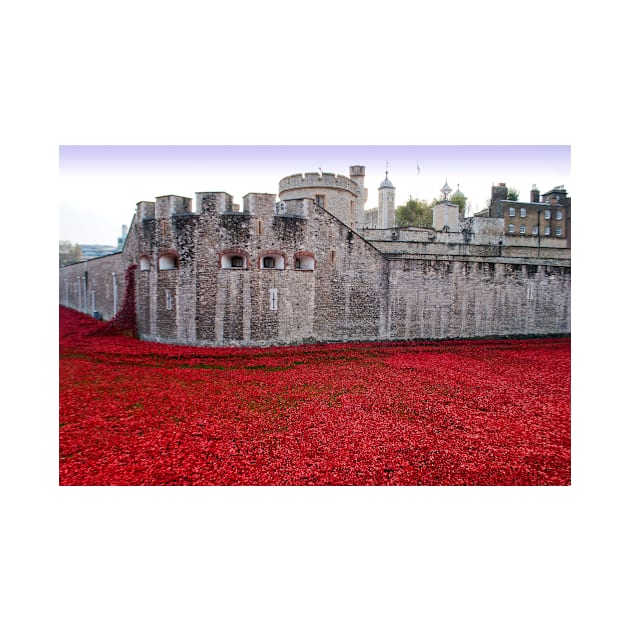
[294,252,315,271]
[220,250,249,269]
[140,256,151,271]
[259,252,285,270]
[158,253,178,270]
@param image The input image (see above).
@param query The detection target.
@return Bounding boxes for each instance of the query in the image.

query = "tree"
[59,240,84,267]
[395,197,436,228]
[507,187,519,201]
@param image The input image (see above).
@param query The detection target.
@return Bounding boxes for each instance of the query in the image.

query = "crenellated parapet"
[155,195,192,219]
[242,193,276,216]
[195,192,235,215]
[137,201,156,220]
[279,172,360,196]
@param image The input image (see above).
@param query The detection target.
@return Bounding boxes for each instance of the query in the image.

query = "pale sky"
[59,145,571,245]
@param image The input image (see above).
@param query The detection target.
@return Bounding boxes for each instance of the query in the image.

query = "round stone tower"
[278,167,364,229]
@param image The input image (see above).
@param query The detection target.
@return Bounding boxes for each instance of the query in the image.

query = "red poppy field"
[59,306,570,485]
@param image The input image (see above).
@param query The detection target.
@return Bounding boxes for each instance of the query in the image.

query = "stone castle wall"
[60,190,570,346]
[59,167,570,347]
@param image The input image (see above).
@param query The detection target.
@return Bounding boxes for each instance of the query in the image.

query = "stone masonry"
[59,165,571,347]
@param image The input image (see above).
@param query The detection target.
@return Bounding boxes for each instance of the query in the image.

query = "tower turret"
[349,165,367,228]
[378,169,396,228]
[440,179,453,201]
[451,184,466,218]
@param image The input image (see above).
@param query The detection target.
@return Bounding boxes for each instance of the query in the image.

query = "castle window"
[509,207,516,217]
[508,224,515,234]
[257,219,264,235]
[520,208,527,218]
[556,210,563,220]
[165,289,173,311]
[259,253,285,270]
[520,225,526,234]
[556,227,562,237]
[158,253,178,270]
[544,209,551,220]
[532,226,539,236]
[294,253,315,271]
[544,226,551,236]
[220,250,249,269]
[140,256,151,271]
[329,249,336,264]
[269,288,278,311]
[315,194,326,209]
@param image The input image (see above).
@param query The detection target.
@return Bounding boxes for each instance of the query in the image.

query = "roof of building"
[379,172,395,189]
[451,185,465,200]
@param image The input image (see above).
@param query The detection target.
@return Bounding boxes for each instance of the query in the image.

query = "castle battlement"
[279,172,359,196]
[61,163,570,347]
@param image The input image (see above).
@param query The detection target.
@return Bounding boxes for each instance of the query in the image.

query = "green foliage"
[395,197,436,228]
[59,240,84,267]
[507,187,520,201]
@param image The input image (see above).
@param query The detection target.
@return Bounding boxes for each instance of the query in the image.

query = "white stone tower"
[378,169,396,228]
